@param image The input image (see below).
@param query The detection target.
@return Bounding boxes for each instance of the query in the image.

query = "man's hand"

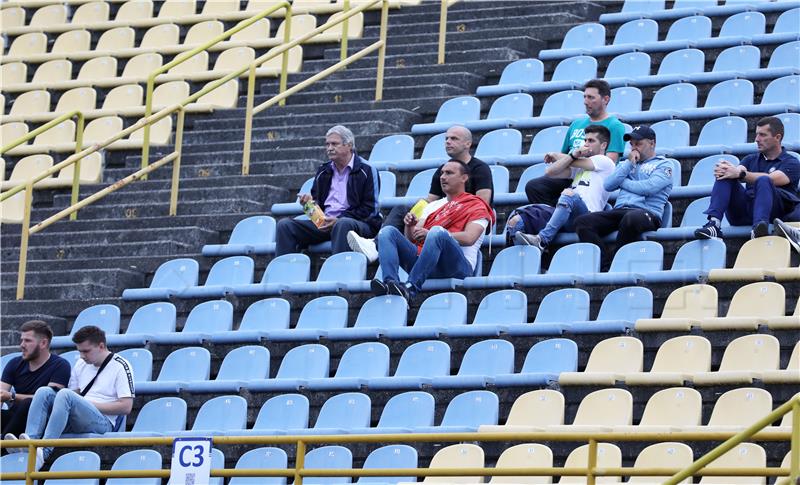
[628,148,641,163]
[318,216,337,231]
[544,152,560,164]
[298,193,313,204]
[412,227,429,243]
[0,389,12,402]
[403,212,418,227]
[572,146,592,159]
[714,161,741,180]
[561,188,574,197]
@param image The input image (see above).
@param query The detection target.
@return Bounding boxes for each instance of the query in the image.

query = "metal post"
[295,441,306,485]
[791,401,799,483]
[15,184,33,300]
[375,0,388,101]
[25,443,35,485]
[437,0,448,64]
[169,110,185,216]
[242,64,258,175]
[69,113,85,220]
[341,0,350,62]
[586,439,597,485]
[279,8,293,106]
[141,77,156,172]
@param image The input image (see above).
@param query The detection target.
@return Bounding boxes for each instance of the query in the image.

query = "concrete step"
[1,282,122,302]
[1,314,68,345]
[1,268,143,289]
[1,252,204,275]
[50,185,270,209]
[1,239,195,263]
[1,226,216,250]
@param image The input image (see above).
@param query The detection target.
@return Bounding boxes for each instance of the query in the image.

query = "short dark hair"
[585,125,611,146]
[20,320,53,343]
[445,159,470,176]
[584,79,611,98]
[72,325,106,346]
[756,116,784,138]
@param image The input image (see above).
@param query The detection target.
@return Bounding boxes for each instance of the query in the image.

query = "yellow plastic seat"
[685,388,773,433]
[560,443,622,484]
[636,284,717,331]
[153,81,190,108]
[121,53,164,79]
[422,443,484,484]
[624,335,711,386]
[115,0,154,22]
[32,60,73,85]
[29,4,68,27]
[760,341,800,384]
[775,450,794,485]
[83,116,123,144]
[53,87,96,114]
[765,297,800,330]
[698,443,766,485]
[129,115,172,145]
[2,123,30,148]
[1,94,5,116]
[167,51,209,76]
[692,334,780,385]
[52,30,91,55]
[230,18,271,43]
[1,158,4,183]
[709,236,791,281]
[78,57,118,82]
[0,192,26,224]
[213,46,256,71]
[157,0,197,18]
[478,389,564,433]
[246,0,285,12]
[9,33,48,57]
[196,79,239,109]
[546,388,633,433]
[258,45,303,75]
[96,27,136,52]
[102,84,144,111]
[1,62,28,85]
[490,444,553,484]
[201,0,240,15]
[9,90,51,117]
[324,10,364,40]
[628,443,693,484]
[35,152,103,189]
[558,336,643,385]
[275,14,317,40]
[615,387,702,433]
[184,20,224,45]
[140,23,181,49]
[700,282,785,330]
[0,7,26,29]
[71,2,111,25]
[33,120,75,149]
[0,154,54,191]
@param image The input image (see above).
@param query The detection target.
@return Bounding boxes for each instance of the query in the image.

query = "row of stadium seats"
[601,0,799,23]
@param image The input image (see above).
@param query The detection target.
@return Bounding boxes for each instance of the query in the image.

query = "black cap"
[623,125,656,141]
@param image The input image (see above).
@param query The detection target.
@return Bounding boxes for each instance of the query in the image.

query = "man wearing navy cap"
[574,125,674,271]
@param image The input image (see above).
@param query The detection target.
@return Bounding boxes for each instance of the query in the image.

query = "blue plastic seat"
[650,0,715,20]
[149,300,233,345]
[651,119,691,156]
[229,448,288,485]
[367,341,450,390]
[465,95,533,132]
[635,48,705,86]
[51,304,120,348]
[528,56,598,93]
[430,339,515,388]
[117,348,153,383]
[300,446,353,485]
[568,286,653,333]
[180,256,254,299]
[463,246,541,289]
[604,51,652,87]
[752,7,800,44]
[106,302,176,347]
[382,292,468,339]
[106,450,162,485]
[43,451,100,485]
[185,345,270,393]
[288,393,371,435]
[642,238,727,283]
[135,347,210,394]
[473,129,523,164]
[121,258,199,301]
[476,58,544,96]
[352,392,436,434]
[747,40,800,79]
[686,45,761,83]
[367,134,415,170]
[503,126,568,167]
[327,295,407,340]
[489,165,510,195]
[233,253,311,296]
[680,79,754,119]
[506,288,590,336]
[286,252,367,294]
[209,449,225,485]
[246,344,329,392]
[390,134,447,172]
[202,216,277,256]
[1,452,30,485]
[0,352,21,376]
[357,445,418,484]
[175,395,248,436]
[521,242,601,286]
[737,75,800,117]
[697,11,766,48]
[777,112,800,150]
[581,240,664,285]
[493,338,579,386]
[622,83,697,123]
[594,19,660,56]
[672,154,739,197]
[540,23,606,60]
[644,15,712,52]
[411,96,481,135]
[380,168,437,207]
[703,0,772,16]
[235,394,309,435]
[271,178,313,215]
[210,298,291,344]
[412,390,499,433]
[672,116,748,158]
[446,289,527,337]
[305,342,390,390]
[608,86,642,116]
[379,170,396,201]
[513,90,585,129]
[599,0,666,23]
[266,295,348,341]
[58,350,80,369]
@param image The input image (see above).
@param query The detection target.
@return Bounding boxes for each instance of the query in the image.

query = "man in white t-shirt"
[371,159,495,302]
[22,325,134,469]
[515,125,615,250]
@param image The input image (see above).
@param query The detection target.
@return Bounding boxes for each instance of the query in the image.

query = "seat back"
[72,304,121,335]
[7,154,54,185]
[275,13,317,40]
[203,256,255,287]
[106,449,162,485]
[79,56,118,81]
[185,20,225,45]
[314,393,371,429]
[150,258,199,291]
[214,46,256,70]
[686,154,738,186]
[769,41,800,70]
[551,55,598,83]
[433,96,481,124]
[72,2,111,25]
[457,339,515,377]
[230,448,288,485]
[423,444,484,483]
[153,81,190,107]
[253,394,310,431]
[126,301,177,335]
[202,0,240,14]
[657,48,704,77]
[548,243,601,275]
[198,79,239,108]
[485,246,541,280]
[490,444,553,484]
[605,51,651,79]
[661,283,718,319]
[665,15,712,42]
[717,334,780,373]
[9,32,48,57]
[358,445,418,485]
[650,83,697,111]
[420,134,448,160]
[763,75,800,105]
[44,451,100,485]
[778,112,800,145]
[497,58,544,86]
[615,18,658,44]
[103,84,144,110]
[708,388,773,427]
[651,336,711,373]
[476,129,523,161]
[773,7,800,34]
[608,86,642,114]
[192,395,248,431]
[651,119,691,151]
[30,4,68,26]
[183,300,234,334]
[217,346,270,381]
[239,298,291,332]
[275,344,329,379]
[572,388,633,426]
[34,120,75,146]
[377,391,436,429]
[2,451,30,485]
[533,288,591,323]
[32,59,72,84]
[369,134,415,166]
[539,90,585,117]
[515,164,547,192]
[503,389,564,427]
[406,168,437,197]
[608,241,663,274]
[727,282,785,318]
[156,347,211,382]
[629,443,693,483]
[122,53,163,78]
[2,123,29,147]
[115,0,154,21]
[698,443,766,484]
[639,387,702,427]
[394,340,450,378]
[228,215,277,246]
[296,295,348,330]
[473,290,527,326]
[261,253,311,285]
[316,252,367,283]
[167,51,209,75]
[731,236,790,270]
[55,87,96,114]
[117,348,154,383]
[697,116,748,146]
[158,0,196,17]
[561,443,622,484]
[713,45,760,73]
[520,338,578,374]
[97,26,136,51]
[719,11,765,37]
[0,6,26,29]
[52,30,90,54]
[584,336,643,373]
[304,446,353,485]
[10,90,50,116]
[560,23,605,50]
[414,292,468,328]
[334,342,390,379]
[440,390,499,428]
[354,295,407,330]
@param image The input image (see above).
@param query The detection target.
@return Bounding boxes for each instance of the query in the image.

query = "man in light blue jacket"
[574,125,673,271]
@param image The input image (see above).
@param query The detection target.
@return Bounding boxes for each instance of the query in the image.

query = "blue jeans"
[377,226,474,291]
[26,387,112,459]
[538,193,590,244]
[705,176,785,227]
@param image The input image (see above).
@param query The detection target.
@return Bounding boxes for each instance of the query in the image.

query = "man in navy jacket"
[276,125,382,255]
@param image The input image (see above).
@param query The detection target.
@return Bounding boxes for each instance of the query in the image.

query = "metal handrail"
[437,0,460,64]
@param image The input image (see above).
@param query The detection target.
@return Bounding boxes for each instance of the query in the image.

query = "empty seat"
[115,0,154,21]
[681,80,755,120]
[367,340,449,390]
[413,390,499,433]
[327,295,408,340]
[350,391,436,434]
[180,256,255,298]
[445,289,527,338]
[106,302,176,347]
[615,387,702,433]
[150,300,234,345]
[690,388,773,432]
[176,395,248,435]
[9,90,50,117]
[8,33,48,57]
[503,125,568,167]
[521,242,601,286]
[236,393,309,435]
[709,236,791,282]
[560,443,622,484]
[697,10,766,48]
[747,40,800,80]
[106,449,162,485]
[627,443,694,483]
[1,62,27,86]
[1,154,54,191]
[636,48,705,87]
[422,444,484,484]
[51,304,120,348]
[547,388,633,433]
[122,258,200,300]
[698,443,766,484]
[568,286,653,333]
[229,447,288,485]
[43,451,100,484]
[490,444,553,484]
[29,4,68,26]
[211,297,291,344]
[366,134,415,170]
[480,389,565,434]
[158,0,197,18]
[266,295,348,341]
[529,55,599,94]
[305,342,390,391]
[286,252,366,294]
[506,288,590,336]
[761,341,800,383]
[78,57,118,82]
[52,29,91,55]
[185,20,225,45]
[625,335,711,385]
[117,348,153,383]
[246,344,329,392]
[135,347,211,394]
[651,119,691,155]
[476,58,544,97]
[71,2,111,25]
[465,96,533,133]
[102,84,144,111]
[688,45,762,84]
[644,15,712,52]
[357,445,418,485]
[382,292,468,339]
[232,253,311,296]
[463,246,541,289]
[430,339,514,388]
[636,283,718,331]
[692,334,780,385]
[411,96,481,135]
[580,241,663,285]
[202,216,277,256]
[302,446,353,485]
[196,78,240,109]
[0,6,26,29]
[540,23,606,59]
[700,281,785,330]
[559,336,643,385]
[288,392,371,435]
[494,338,578,387]
[186,345,270,393]
[513,89,586,129]
[641,238,726,283]
[97,27,136,52]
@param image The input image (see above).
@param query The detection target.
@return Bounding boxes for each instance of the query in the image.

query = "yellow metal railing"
[438,0,460,64]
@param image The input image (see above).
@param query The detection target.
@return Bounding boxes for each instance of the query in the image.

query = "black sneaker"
[386,281,414,303]
[751,221,769,239]
[774,218,800,253]
[370,278,389,296]
[694,221,723,239]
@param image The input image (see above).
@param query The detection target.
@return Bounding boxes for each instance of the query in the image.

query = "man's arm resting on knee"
[91,397,133,416]
[450,221,486,246]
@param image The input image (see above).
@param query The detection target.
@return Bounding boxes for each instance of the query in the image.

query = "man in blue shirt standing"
[1,321,70,442]
[574,125,674,271]
[695,116,800,239]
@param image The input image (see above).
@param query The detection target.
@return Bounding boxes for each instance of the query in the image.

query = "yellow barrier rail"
[0,422,795,485]
[437,0,459,64]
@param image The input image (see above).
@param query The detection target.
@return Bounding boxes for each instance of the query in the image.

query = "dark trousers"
[382,205,410,231]
[525,176,572,206]
[574,207,661,271]
[1,398,32,438]
[705,176,786,227]
[275,217,376,255]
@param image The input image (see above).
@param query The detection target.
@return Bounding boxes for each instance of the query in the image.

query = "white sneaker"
[347,230,378,263]
[3,433,23,453]
[35,446,44,471]
[19,433,31,441]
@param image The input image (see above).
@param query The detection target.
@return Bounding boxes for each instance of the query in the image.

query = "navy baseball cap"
[623,125,656,141]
